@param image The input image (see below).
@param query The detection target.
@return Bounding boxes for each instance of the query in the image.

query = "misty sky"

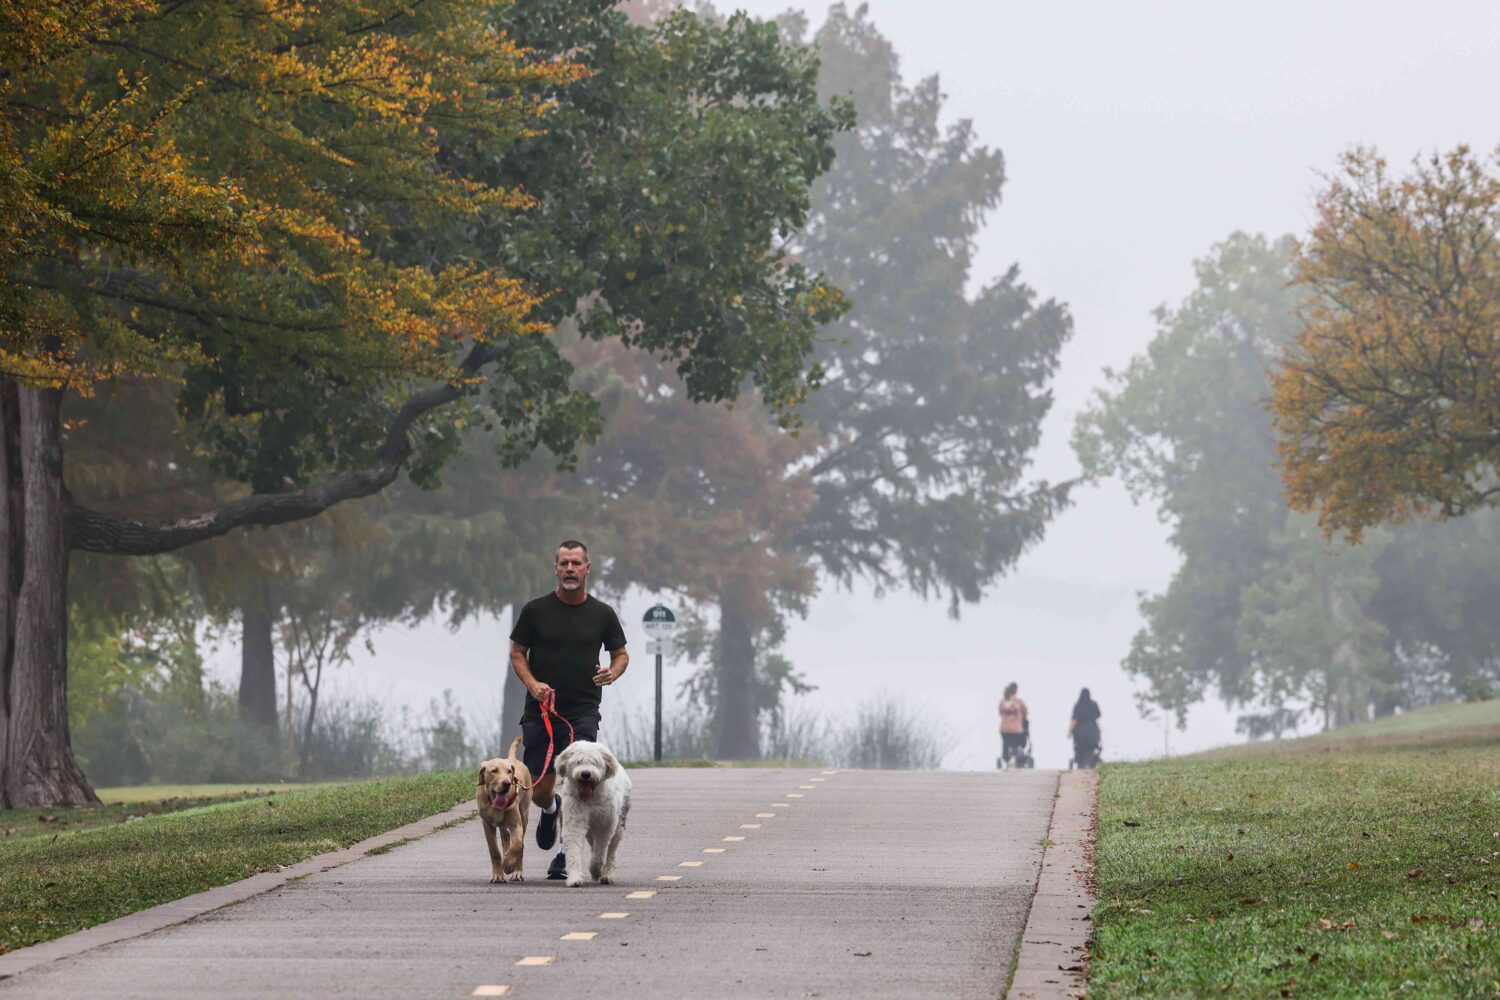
[206,1,1500,769]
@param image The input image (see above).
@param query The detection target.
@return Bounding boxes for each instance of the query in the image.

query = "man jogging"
[509,540,628,879]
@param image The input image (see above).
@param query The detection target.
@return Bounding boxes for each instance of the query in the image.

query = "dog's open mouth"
[576,781,595,801]
[489,790,514,811]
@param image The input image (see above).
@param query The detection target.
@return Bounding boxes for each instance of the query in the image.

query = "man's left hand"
[593,666,616,687]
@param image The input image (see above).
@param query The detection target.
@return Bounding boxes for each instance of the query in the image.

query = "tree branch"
[67,341,501,555]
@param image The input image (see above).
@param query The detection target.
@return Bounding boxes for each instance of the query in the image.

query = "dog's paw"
[598,872,614,885]
[564,875,584,887]
[505,870,523,883]
[589,864,603,881]
[489,872,505,884]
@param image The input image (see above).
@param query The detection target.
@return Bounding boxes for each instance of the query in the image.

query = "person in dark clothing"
[1068,688,1102,768]
[510,540,628,879]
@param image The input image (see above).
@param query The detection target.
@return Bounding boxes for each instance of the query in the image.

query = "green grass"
[1092,702,1500,998]
[620,758,823,769]
[96,782,348,804]
[0,772,472,954]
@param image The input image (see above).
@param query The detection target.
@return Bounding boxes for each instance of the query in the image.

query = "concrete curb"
[0,800,477,982]
[1007,768,1098,999]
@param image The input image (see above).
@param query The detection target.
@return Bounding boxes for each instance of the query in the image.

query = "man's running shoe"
[546,851,567,880]
[536,793,562,849]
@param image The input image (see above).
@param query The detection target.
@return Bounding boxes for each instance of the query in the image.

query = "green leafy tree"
[588,4,1074,758]
[1371,509,1500,704]
[1074,234,1307,725]
[793,5,1072,612]
[1236,516,1392,732]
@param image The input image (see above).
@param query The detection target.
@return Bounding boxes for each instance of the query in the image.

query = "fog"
[197,1,1500,768]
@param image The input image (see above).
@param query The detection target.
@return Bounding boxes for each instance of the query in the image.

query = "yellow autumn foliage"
[1273,146,1500,538]
[1,0,585,391]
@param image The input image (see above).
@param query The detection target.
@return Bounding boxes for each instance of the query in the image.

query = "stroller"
[1069,723,1102,769]
[997,719,1036,770]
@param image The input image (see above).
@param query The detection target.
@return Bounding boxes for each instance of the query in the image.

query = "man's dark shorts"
[520,713,599,779]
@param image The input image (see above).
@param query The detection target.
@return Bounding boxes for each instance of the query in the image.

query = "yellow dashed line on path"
[787,794,804,799]
[627,890,657,899]
[678,860,705,868]
[472,987,511,997]
[723,836,745,842]
[756,812,776,818]
[798,785,816,789]
[821,770,837,775]
[703,847,726,854]
[599,912,630,919]
[772,802,791,807]
[740,823,761,829]
[656,874,683,881]
[561,932,597,941]
[515,956,554,967]
[810,778,826,782]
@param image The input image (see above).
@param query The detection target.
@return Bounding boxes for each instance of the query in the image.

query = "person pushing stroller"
[997,682,1033,768]
[1069,688,1102,768]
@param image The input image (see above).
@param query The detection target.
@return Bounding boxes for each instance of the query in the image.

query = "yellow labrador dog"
[476,736,533,883]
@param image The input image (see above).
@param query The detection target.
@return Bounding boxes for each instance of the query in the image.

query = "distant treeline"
[1076,221,1500,735]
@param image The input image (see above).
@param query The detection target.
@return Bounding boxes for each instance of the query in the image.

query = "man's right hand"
[528,681,554,703]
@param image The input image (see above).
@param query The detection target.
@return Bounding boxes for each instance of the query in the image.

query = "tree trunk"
[498,600,528,752]
[1326,579,1368,729]
[713,590,759,759]
[0,382,96,807]
[238,580,277,732]
[297,667,321,778]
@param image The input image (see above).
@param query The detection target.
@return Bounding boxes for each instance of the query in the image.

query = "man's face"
[555,547,590,592]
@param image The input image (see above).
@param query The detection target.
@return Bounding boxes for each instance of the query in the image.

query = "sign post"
[641,604,677,762]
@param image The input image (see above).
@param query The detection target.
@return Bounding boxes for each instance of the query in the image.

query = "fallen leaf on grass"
[1122,820,1141,827]
[1467,919,1486,930]
[1382,930,1399,940]
[1409,914,1453,924]
[1308,953,1321,964]
[1406,869,1423,879]
[1346,861,1360,870]
[1444,874,1459,884]
[1310,918,1356,932]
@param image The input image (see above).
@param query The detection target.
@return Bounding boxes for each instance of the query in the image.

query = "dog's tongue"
[578,784,594,801]
[491,791,512,811]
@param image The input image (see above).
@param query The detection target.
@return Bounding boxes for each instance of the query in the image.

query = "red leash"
[534,690,574,783]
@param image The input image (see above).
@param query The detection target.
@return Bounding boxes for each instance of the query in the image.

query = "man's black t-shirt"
[510,593,626,722]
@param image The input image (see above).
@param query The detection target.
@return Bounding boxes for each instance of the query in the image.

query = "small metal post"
[654,653,664,762]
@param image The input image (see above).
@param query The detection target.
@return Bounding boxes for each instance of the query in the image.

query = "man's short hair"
[556,540,588,559]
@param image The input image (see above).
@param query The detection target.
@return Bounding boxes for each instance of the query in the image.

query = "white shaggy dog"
[554,739,631,887]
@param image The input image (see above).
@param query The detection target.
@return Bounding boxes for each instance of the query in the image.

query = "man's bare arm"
[595,646,629,686]
[511,641,551,700]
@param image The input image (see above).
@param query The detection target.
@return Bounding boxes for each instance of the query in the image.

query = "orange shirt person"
[998,681,1028,766]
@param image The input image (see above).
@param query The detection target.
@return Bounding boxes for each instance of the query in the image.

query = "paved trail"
[0,768,1056,999]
